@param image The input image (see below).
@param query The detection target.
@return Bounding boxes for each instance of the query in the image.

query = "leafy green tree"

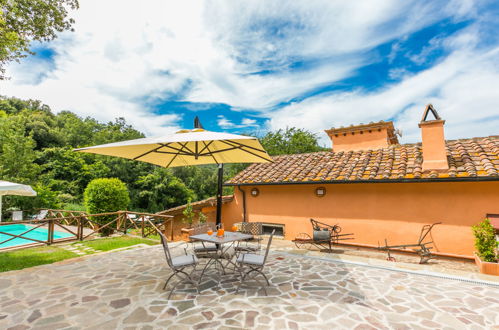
[259,127,326,156]
[38,147,110,198]
[133,168,194,213]
[172,165,218,201]
[0,0,79,79]
[0,115,40,182]
[84,178,130,236]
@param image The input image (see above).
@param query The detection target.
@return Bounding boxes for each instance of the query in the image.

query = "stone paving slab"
[0,245,498,329]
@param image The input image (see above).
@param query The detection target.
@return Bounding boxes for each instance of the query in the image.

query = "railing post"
[47,219,54,245]
[78,216,83,241]
[123,212,128,235]
[141,216,145,237]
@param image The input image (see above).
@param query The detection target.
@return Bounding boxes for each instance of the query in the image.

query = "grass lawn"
[0,236,159,273]
[0,246,79,272]
[76,235,159,252]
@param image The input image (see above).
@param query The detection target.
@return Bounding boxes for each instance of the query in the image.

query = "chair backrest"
[12,211,23,221]
[158,231,174,268]
[34,209,48,220]
[263,229,275,264]
[240,222,263,236]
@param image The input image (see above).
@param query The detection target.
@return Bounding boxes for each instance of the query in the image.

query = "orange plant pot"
[474,253,499,276]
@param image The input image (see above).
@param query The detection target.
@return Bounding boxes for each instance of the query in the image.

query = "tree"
[259,127,326,156]
[0,0,79,79]
[84,178,130,236]
[0,115,40,183]
[132,168,195,213]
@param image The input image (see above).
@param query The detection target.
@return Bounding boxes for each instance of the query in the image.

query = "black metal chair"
[235,229,275,295]
[159,231,199,299]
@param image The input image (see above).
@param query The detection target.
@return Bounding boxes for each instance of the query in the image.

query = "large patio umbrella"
[0,180,37,222]
[75,118,271,226]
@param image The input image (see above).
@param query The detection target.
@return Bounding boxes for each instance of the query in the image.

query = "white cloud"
[0,0,484,138]
[217,115,259,129]
[267,28,499,145]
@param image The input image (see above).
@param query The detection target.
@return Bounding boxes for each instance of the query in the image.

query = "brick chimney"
[418,104,448,171]
[325,121,399,152]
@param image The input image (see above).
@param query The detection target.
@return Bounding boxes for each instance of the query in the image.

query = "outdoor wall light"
[315,187,326,197]
[251,188,259,197]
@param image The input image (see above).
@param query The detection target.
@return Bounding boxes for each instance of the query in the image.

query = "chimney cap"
[421,104,442,122]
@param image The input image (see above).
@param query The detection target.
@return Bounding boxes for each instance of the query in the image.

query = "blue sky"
[2,0,499,146]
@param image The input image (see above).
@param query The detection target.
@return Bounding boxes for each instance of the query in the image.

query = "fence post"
[47,219,54,245]
[78,216,83,241]
[141,216,145,237]
[123,212,128,235]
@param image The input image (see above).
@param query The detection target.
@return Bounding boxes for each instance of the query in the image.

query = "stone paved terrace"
[1,243,498,329]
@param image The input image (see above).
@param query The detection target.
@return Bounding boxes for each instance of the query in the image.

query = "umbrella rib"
[220,140,272,162]
[202,141,219,164]
[164,142,188,167]
[133,144,166,160]
[226,139,271,154]
[159,143,196,155]
[199,146,238,155]
[198,140,214,154]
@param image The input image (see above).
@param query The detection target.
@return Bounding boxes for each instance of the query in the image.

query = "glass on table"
[231,224,238,232]
[207,227,213,236]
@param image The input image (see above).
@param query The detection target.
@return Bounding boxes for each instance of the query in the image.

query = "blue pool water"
[0,224,75,248]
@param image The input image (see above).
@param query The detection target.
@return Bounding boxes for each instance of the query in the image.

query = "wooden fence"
[0,210,173,250]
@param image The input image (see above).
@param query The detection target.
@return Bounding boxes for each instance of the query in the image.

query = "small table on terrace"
[190,231,253,282]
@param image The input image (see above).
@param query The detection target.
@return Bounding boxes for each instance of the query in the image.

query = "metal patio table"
[190,231,253,282]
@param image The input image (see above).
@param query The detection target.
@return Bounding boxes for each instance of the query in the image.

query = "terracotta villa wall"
[222,181,499,257]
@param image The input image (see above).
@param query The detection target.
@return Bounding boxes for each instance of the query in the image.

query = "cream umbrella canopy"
[0,180,37,222]
[75,120,272,225]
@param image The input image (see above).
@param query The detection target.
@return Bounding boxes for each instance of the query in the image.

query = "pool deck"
[0,243,498,329]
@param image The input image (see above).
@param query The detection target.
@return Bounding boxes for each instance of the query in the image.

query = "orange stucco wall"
[221,181,499,257]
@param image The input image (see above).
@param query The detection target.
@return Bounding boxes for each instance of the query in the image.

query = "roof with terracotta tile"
[156,195,234,216]
[226,136,499,185]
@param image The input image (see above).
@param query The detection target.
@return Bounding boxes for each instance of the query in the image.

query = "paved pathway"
[0,245,498,329]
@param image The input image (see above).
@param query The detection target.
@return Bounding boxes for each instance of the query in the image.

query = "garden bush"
[84,178,130,236]
[472,218,498,262]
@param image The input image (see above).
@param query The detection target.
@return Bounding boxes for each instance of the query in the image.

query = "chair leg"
[163,272,177,290]
[259,270,271,286]
[235,268,248,294]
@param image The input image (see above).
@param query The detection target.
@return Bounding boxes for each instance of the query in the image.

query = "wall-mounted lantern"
[251,188,259,197]
[315,187,326,197]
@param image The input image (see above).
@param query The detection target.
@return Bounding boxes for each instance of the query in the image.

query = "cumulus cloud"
[0,0,491,140]
[267,27,499,145]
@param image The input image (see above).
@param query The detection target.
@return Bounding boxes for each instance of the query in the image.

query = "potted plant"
[180,199,196,241]
[472,218,498,276]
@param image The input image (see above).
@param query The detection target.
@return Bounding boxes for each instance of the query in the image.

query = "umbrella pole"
[216,164,223,227]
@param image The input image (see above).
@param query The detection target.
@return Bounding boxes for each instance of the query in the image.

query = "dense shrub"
[84,178,130,236]
[472,218,498,262]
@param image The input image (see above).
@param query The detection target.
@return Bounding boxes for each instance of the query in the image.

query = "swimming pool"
[0,224,75,249]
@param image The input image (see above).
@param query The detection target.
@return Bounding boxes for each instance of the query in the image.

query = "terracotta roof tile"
[227,136,499,185]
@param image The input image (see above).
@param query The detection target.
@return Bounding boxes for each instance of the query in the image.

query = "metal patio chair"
[236,229,275,295]
[234,222,263,257]
[159,231,200,299]
[190,222,219,258]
